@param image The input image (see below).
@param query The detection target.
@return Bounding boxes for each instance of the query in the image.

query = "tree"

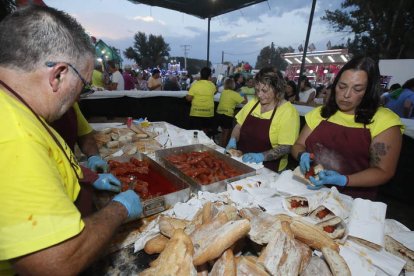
[255,43,294,70]
[322,0,414,59]
[124,32,170,69]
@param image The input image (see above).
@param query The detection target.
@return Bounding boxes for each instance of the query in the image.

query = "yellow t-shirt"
[0,90,84,274]
[305,106,404,138]
[73,102,93,137]
[188,80,217,117]
[236,99,300,170]
[240,86,256,102]
[216,89,245,117]
[92,69,104,88]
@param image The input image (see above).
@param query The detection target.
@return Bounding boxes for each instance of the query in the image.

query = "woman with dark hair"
[297,75,316,105]
[226,68,300,172]
[285,80,298,103]
[292,56,403,200]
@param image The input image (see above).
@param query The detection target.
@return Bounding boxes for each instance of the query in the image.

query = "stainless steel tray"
[155,144,256,193]
[94,152,190,218]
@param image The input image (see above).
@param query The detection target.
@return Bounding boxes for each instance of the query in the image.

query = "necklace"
[0,79,81,180]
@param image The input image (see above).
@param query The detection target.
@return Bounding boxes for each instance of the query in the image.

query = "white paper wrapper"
[228,173,278,191]
[283,190,329,216]
[273,170,330,196]
[228,189,256,209]
[339,244,377,276]
[172,198,203,220]
[133,217,161,253]
[347,198,387,249]
[344,240,406,276]
[310,187,353,220]
[385,219,411,235]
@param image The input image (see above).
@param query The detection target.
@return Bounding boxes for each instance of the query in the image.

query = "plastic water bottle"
[192,131,199,144]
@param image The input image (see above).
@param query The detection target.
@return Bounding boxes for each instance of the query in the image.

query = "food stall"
[80,120,413,275]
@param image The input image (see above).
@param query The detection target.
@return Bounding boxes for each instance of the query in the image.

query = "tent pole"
[207,17,211,67]
[298,0,317,92]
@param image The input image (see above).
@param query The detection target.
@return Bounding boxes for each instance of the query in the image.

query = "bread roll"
[316,216,346,240]
[321,247,351,276]
[285,196,311,215]
[290,218,338,251]
[140,229,197,276]
[309,206,335,222]
[210,249,236,276]
[144,234,169,254]
[300,256,332,276]
[292,164,324,186]
[236,256,268,276]
[227,149,243,157]
[158,215,190,238]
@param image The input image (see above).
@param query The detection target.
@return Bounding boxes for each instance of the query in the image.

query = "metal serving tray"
[94,152,190,218]
[155,144,256,193]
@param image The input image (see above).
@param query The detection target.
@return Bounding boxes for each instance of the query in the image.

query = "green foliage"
[255,43,293,70]
[322,0,414,59]
[124,32,171,69]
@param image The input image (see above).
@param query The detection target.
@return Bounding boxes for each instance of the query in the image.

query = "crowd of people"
[0,5,410,275]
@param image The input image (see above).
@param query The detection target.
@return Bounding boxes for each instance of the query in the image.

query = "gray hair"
[0,5,95,71]
[254,68,286,101]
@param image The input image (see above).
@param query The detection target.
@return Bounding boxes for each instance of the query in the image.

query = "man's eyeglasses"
[45,61,94,97]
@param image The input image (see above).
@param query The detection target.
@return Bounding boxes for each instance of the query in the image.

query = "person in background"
[233,73,245,91]
[136,71,148,90]
[215,78,247,147]
[186,67,217,134]
[285,80,298,103]
[297,75,316,105]
[225,68,300,172]
[292,56,403,200]
[147,68,163,91]
[122,65,135,90]
[0,6,142,275]
[384,78,414,118]
[92,63,105,89]
[163,75,181,91]
[105,60,124,90]
[240,77,256,102]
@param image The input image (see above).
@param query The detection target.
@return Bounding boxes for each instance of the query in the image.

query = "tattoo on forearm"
[263,145,291,162]
[370,142,390,166]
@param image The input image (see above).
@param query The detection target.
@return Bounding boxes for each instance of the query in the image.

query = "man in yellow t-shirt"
[0,6,142,275]
[186,67,217,133]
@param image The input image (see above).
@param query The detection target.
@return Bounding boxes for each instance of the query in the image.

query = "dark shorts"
[215,113,234,129]
[189,116,214,130]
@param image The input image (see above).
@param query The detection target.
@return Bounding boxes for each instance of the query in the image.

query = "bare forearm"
[230,124,241,141]
[13,202,128,275]
[78,133,99,157]
[347,167,395,188]
[291,143,306,161]
[263,145,291,162]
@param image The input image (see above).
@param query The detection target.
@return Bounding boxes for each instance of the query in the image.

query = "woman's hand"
[242,152,264,163]
[308,170,348,190]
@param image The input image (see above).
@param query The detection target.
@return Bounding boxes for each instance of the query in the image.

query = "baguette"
[236,256,269,276]
[158,215,190,238]
[227,149,243,157]
[140,228,197,276]
[290,217,339,251]
[258,222,311,275]
[285,196,311,216]
[321,247,351,276]
[144,234,169,254]
[192,219,250,266]
[210,249,236,276]
[384,235,414,272]
[300,256,333,276]
[316,216,346,240]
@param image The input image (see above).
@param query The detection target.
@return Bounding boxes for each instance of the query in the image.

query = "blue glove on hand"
[242,152,265,163]
[307,170,348,190]
[93,173,121,192]
[299,152,312,174]
[225,137,237,151]
[112,190,143,221]
[87,155,108,173]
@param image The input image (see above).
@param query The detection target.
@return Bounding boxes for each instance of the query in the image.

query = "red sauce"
[323,225,335,233]
[290,199,309,208]
[316,208,332,219]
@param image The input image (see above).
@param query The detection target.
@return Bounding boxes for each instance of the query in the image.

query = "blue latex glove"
[225,137,237,151]
[299,152,312,174]
[93,173,121,192]
[242,152,265,163]
[87,155,108,173]
[112,190,143,221]
[307,170,348,190]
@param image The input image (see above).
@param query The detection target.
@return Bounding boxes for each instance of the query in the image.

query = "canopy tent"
[128,0,266,66]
